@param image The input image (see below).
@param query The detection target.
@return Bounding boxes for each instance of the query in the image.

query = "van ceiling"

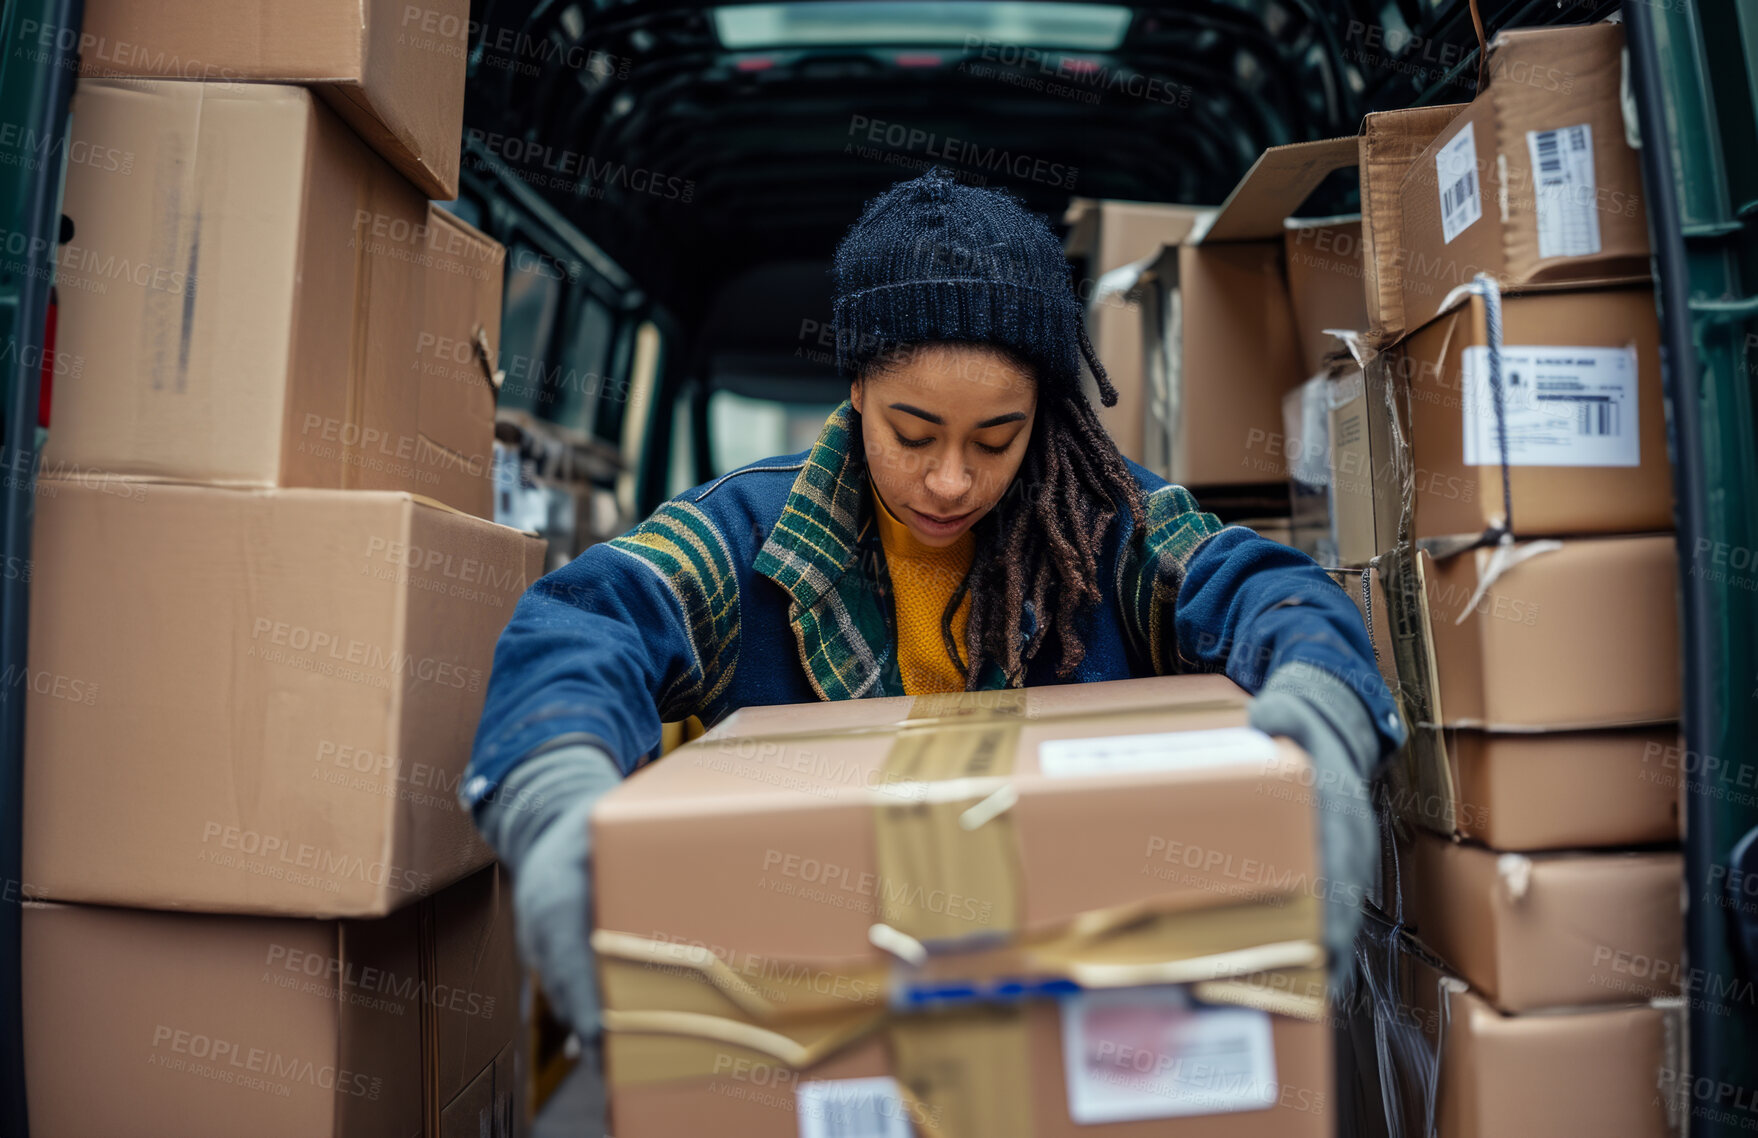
[462,0,1620,326]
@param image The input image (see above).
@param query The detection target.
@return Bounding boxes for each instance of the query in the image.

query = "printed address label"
[1461,344,1640,468]
[1038,727,1278,778]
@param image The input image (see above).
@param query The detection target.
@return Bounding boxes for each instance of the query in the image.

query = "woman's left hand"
[1247,661,1387,988]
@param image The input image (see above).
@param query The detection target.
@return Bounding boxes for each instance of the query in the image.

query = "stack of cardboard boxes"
[1322,21,1686,1137]
[20,2,541,1134]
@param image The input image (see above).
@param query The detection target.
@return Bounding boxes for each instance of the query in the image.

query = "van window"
[707,391,838,472]
[544,294,616,433]
[497,242,565,415]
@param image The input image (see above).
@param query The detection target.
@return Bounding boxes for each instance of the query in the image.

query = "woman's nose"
[924,457,972,502]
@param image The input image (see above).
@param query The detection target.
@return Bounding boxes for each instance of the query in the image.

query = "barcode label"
[1436,123,1482,244]
[1061,987,1278,1123]
[797,1077,912,1138]
[1527,124,1602,258]
[1461,344,1640,467]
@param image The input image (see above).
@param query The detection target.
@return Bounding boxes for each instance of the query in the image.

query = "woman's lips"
[908,506,977,538]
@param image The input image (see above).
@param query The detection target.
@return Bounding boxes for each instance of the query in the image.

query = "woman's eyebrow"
[889,402,943,424]
[976,411,1028,428]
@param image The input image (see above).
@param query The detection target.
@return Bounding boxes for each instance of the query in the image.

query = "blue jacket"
[461,404,1403,809]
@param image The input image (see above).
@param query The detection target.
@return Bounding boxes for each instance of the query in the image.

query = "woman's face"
[851,342,1037,548]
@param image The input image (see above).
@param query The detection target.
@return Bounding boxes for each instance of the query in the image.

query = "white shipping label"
[1527,123,1602,259]
[1061,987,1279,1123]
[1436,122,1482,244]
[796,1077,912,1138]
[1461,344,1640,467]
[1038,727,1278,778]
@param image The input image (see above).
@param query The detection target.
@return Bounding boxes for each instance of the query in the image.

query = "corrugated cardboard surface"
[1329,359,1397,568]
[1352,920,1680,1138]
[1409,534,1680,730]
[24,480,545,916]
[1358,103,1466,344]
[595,676,1313,965]
[609,1004,1331,1138]
[1396,23,1648,325]
[1063,200,1210,466]
[1437,983,1677,1138]
[596,676,1331,1137]
[1399,286,1672,543]
[1403,831,1682,1013]
[1447,726,1682,851]
[50,80,496,518]
[77,0,466,197]
[1283,217,1367,377]
[22,867,518,1138]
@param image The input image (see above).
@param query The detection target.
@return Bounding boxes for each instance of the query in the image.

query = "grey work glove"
[474,743,623,1037]
[1247,662,1383,988]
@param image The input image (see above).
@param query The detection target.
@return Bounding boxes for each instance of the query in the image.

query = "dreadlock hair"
[859,329,1145,689]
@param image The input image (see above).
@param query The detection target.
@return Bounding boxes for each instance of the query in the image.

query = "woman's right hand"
[473,743,623,1036]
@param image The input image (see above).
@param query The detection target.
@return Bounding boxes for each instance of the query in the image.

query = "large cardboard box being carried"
[1137,139,1352,487]
[1397,22,1649,330]
[23,866,522,1138]
[50,80,503,519]
[591,676,1337,1138]
[70,0,467,197]
[24,479,545,916]
[1333,285,1672,565]
[1063,200,1212,468]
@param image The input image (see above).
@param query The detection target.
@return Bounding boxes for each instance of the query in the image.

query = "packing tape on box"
[595,692,1326,1111]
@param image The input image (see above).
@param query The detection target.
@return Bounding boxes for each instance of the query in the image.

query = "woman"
[464,169,1403,1034]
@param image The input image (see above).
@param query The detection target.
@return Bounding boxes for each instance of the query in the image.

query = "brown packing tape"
[874,720,1022,946]
[888,1007,1035,1138]
[593,898,1326,1099]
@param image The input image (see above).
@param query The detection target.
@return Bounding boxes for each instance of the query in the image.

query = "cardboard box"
[1396,285,1671,545]
[1328,359,1396,568]
[1442,726,1682,851]
[49,80,500,519]
[23,866,521,1138]
[1352,919,1682,1138]
[1340,287,1671,563]
[592,675,1336,1137]
[1403,831,1682,1013]
[1379,535,1681,847]
[1285,371,1340,563]
[1137,138,1354,486]
[1283,217,1366,376]
[1358,103,1467,345]
[1434,981,1679,1138]
[1063,200,1212,467]
[75,0,467,197]
[1396,23,1649,328]
[24,480,545,916]
[1388,534,1680,731]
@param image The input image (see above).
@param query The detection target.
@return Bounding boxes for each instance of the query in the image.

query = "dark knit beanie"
[831,169,1117,406]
